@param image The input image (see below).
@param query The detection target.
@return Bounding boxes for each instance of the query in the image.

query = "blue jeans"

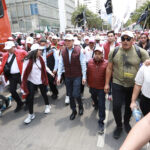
[90,88,106,126]
[65,77,83,111]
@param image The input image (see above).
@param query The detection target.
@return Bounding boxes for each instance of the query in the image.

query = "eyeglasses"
[121,37,132,42]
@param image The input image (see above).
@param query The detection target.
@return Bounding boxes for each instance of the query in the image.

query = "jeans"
[112,83,133,127]
[65,77,83,111]
[90,88,106,126]
[26,81,49,114]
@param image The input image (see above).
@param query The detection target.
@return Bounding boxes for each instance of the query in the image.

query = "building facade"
[6,0,75,33]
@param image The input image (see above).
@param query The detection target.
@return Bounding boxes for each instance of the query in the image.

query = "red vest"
[87,59,108,89]
[0,49,27,76]
[103,41,120,60]
[62,46,82,78]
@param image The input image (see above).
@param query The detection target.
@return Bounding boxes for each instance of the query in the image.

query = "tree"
[71,5,103,30]
[126,1,150,29]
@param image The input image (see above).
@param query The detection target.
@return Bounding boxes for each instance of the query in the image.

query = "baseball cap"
[95,35,101,40]
[52,35,58,40]
[26,37,34,44]
[58,41,64,46]
[36,34,41,39]
[89,38,95,43]
[84,36,89,41]
[65,34,74,40]
[121,31,134,38]
[94,46,103,53]
[4,41,15,50]
[30,44,40,51]
[7,37,14,41]
[74,40,80,46]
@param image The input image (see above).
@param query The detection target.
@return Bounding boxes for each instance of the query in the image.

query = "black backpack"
[112,44,141,59]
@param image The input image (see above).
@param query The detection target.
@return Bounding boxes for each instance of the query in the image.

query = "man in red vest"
[0,41,27,112]
[87,46,108,134]
[57,34,86,120]
[103,31,120,100]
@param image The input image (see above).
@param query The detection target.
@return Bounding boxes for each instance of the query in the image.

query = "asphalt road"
[0,84,149,150]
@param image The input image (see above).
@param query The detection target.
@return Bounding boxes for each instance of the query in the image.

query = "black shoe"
[70,110,77,120]
[79,107,84,116]
[113,127,123,139]
[14,103,24,113]
[98,125,104,135]
[124,123,131,133]
[51,94,58,100]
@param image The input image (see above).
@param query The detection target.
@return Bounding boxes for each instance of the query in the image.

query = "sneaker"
[113,127,123,139]
[124,123,131,133]
[98,125,104,135]
[44,105,51,114]
[24,114,35,124]
[65,96,70,105]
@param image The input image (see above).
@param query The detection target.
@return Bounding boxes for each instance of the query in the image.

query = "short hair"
[107,30,115,36]
[40,38,47,43]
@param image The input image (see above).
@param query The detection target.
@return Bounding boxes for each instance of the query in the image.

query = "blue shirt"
[58,46,86,80]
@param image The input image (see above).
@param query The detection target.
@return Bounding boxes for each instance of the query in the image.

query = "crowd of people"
[0,29,150,144]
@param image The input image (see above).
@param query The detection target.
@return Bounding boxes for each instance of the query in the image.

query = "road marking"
[97,100,111,148]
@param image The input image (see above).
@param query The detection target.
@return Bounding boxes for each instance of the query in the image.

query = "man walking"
[87,46,108,134]
[57,34,86,120]
[0,41,27,112]
[104,31,149,139]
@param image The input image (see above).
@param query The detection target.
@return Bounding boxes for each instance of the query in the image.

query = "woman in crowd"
[21,43,54,124]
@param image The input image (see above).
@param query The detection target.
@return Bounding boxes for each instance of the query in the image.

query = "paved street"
[0,84,149,150]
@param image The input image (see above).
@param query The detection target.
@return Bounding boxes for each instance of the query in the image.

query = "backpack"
[112,44,141,59]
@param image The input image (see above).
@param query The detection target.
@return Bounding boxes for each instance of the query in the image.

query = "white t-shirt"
[135,65,150,98]
[22,59,42,85]
[7,54,20,74]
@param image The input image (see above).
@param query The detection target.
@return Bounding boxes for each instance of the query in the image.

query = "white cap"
[26,37,34,44]
[74,40,80,46]
[36,34,41,39]
[95,35,101,40]
[8,37,14,41]
[94,46,104,53]
[30,44,40,51]
[4,41,15,50]
[52,35,58,40]
[84,36,89,41]
[121,31,134,38]
[65,34,74,40]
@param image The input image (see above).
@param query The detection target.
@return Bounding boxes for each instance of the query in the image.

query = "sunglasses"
[121,37,132,42]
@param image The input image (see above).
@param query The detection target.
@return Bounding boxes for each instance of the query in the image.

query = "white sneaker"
[44,105,51,114]
[24,114,35,124]
[65,96,70,104]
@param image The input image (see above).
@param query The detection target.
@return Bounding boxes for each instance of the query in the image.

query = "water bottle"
[132,107,142,122]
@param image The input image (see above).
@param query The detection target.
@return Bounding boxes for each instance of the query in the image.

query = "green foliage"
[71,5,103,29]
[131,1,150,28]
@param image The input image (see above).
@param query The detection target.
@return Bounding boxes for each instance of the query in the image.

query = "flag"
[136,6,149,24]
[105,0,112,15]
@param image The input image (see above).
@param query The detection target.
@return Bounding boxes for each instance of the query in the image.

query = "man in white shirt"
[0,41,27,112]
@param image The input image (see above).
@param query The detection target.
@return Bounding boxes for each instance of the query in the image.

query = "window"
[30,3,39,15]
[0,0,4,18]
